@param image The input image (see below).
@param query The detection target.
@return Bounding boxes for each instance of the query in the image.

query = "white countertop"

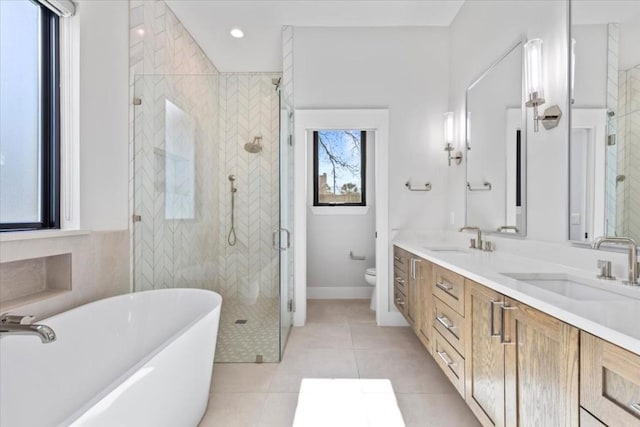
[394,239,640,355]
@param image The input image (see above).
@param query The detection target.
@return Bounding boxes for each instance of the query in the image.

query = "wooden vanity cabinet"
[503,297,579,427]
[406,256,419,328]
[393,247,409,317]
[579,409,607,427]
[394,249,586,427]
[430,265,467,397]
[465,280,579,427]
[581,332,640,426]
[465,280,506,427]
[416,260,433,353]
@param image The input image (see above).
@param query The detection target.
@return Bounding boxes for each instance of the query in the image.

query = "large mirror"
[570,1,640,243]
[466,41,527,236]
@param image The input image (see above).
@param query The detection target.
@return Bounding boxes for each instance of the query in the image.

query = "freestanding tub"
[0,288,222,427]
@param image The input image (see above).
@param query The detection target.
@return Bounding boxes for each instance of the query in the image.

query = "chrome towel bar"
[467,181,492,191]
[405,181,432,191]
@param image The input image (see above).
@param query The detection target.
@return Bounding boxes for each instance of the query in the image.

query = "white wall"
[293,26,450,309]
[572,24,607,108]
[447,1,569,242]
[294,26,451,232]
[619,14,640,70]
[78,0,129,231]
[306,132,375,298]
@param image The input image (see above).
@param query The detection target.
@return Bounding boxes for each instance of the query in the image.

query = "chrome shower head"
[244,136,263,154]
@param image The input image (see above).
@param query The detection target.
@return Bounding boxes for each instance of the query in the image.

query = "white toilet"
[364,268,376,311]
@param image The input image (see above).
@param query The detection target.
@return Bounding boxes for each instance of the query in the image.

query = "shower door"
[133,73,286,363]
[279,103,295,354]
[132,74,220,294]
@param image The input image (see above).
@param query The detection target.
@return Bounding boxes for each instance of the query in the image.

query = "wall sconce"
[524,39,562,132]
[443,112,462,166]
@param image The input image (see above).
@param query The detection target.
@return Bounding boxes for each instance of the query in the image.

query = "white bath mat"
[292,378,406,427]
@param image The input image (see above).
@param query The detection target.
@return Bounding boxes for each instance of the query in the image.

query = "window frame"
[312,130,366,207]
[1,1,61,231]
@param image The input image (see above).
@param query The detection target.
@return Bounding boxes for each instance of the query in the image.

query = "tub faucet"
[592,237,639,286]
[0,313,56,343]
[460,226,482,250]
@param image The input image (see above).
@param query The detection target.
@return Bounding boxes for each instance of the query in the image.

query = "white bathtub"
[0,288,222,427]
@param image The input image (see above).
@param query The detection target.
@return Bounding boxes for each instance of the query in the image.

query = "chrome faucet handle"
[596,260,615,280]
[0,313,36,325]
[469,238,477,249]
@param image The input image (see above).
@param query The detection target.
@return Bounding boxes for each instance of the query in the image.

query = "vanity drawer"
[433,296,465,356]
[393,286,406,315]
[581,332,640,426]
[432,265,465,315]
[393,246,409,272]
[433,329,465,397]
[393,268,407,294]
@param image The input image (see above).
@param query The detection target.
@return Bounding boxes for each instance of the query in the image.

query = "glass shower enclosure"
[132,73,293,362]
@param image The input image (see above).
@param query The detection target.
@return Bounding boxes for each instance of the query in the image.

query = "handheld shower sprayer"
[228,175,237,246]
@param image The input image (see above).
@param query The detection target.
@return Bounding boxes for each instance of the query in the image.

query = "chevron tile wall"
[617,66,640,241]
[605,24,618,236]
[129,0,220,294]
[218,73,282,303]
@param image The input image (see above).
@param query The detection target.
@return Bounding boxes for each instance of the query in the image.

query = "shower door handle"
[279,228,291,251]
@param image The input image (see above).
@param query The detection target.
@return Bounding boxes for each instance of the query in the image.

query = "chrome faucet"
[592,237,639,286]
[460,226,482,250]
[0,313,56,343]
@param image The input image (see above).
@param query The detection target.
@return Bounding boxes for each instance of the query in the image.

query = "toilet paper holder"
[349,251,366,261]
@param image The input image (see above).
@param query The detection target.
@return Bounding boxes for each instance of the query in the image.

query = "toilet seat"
[365,268,376,276]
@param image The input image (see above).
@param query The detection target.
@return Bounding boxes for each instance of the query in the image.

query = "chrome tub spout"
[0,314,56,343]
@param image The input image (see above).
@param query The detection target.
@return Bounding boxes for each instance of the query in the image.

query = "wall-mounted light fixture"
[444,112,462,166]
[524,38,562,132]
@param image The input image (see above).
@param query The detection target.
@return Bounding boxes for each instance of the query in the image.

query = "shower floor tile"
[215,297,280,363]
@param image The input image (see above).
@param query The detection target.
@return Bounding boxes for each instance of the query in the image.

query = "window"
[0,0,60,231]
[313,130,366,206]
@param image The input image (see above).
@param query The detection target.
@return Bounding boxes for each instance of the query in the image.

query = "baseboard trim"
[307,286,373,299]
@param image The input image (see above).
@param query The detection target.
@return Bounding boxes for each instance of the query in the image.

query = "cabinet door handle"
[410,258,421,279]
[436,315,454,330]
[395,298,405,306]
[395,277,405,284]
[394,255,402,262]
[436,281,453,292]
[489,300,502,337]
[630,403,640,415]
[500,305,517,344]
[436,282,457,301]
[436,350,454,366]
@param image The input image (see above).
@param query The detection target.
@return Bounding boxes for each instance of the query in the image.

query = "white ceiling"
[164,1,465,72]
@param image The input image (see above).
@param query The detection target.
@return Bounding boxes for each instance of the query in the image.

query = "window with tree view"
[313,130,366,206]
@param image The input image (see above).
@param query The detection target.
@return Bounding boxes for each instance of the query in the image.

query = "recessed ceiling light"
[230,28,244,39]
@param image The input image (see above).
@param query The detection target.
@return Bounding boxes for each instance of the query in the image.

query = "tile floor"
[199,299,480,427]
[216,297,280,363]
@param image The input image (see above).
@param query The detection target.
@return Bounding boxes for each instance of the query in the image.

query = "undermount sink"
[423,247,468,254]
[501,273,624,301]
